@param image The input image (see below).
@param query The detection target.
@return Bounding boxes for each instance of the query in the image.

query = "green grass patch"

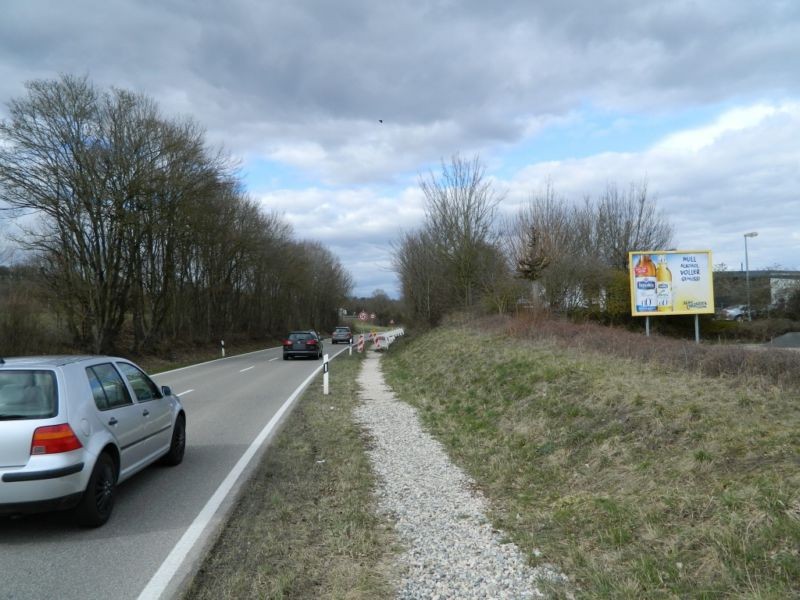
[184,352,396,600]
[383,322,800,598]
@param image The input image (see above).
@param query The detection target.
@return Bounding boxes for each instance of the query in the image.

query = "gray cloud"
[508,103,800,272]
[2,1,798,183]
[2,1,799,294]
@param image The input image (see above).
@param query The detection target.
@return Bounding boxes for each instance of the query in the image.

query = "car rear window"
[335,328,350,333]
[0,370,58,420]
[289,333,311,341]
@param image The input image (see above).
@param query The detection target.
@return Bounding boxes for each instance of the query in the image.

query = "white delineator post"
[221,339,225,357]
[323,354,329,395]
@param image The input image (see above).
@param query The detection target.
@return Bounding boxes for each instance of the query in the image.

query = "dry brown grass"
[504,311,800,388]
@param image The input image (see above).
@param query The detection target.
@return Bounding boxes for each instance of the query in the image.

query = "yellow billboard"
[629,250,715,316]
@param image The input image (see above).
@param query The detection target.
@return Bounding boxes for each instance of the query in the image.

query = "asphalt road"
[0,343,345,600]
[768,332,800,348]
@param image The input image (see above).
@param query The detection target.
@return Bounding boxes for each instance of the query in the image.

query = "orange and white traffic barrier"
[357,334,365,353]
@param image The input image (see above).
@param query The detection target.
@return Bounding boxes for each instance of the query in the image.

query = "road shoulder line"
[136,361,326,600]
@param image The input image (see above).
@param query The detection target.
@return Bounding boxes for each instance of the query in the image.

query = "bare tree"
[393,229,445,325]
[419,154,502,309]
[516,226,551,282]
[367,289,392,323]
[0,74,356,353]
[510,185,592,310]
[595,181,673,269]
[477,242,523,315]
[0,76,135,351]
[511,180,673,313]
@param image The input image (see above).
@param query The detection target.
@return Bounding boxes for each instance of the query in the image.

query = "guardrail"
[352,328,405,353]
[370,328,405,351]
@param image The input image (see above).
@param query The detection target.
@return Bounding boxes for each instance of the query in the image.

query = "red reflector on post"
[31,424,83,455]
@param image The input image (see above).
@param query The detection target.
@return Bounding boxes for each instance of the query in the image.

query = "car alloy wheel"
[75,453,116,527]
[162,414,186,466]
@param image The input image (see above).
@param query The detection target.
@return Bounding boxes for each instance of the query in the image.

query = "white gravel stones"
[355,352,562,599]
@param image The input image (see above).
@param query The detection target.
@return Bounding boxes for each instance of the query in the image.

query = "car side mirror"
[161,385,173,397]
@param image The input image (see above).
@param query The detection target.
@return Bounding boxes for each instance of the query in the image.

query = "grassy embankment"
[181,317,798,598]
[382,317,800,598]
[184,350,396,599]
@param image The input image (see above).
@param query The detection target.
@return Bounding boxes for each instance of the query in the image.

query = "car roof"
[0,355,123,369]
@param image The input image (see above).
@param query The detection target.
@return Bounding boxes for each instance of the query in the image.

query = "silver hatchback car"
[0,355,185,527]
[331,326,353,345]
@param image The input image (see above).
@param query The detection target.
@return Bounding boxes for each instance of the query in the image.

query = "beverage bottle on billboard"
[633,254,657,312]
[656,256,673,312]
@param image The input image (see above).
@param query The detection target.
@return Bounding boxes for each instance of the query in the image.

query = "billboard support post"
[645,316,650,337]
[694,314,700,344]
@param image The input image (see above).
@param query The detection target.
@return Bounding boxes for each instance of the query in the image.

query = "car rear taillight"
[283,339,292,347]
[31,424,83,455]
[306,339,318,346]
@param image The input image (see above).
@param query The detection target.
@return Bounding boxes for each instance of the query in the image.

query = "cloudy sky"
[1,0,799,296]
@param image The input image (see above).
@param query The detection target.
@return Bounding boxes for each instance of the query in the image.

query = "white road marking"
[153,346,281,376]
[136,364,326,600]
[239,366,255,373]
[176,389,194,397]
[268,357,279,362]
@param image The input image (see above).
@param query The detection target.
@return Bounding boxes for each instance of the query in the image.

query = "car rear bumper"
[0,491,83,516]
[0,458,88,507]
[2,463,84,482]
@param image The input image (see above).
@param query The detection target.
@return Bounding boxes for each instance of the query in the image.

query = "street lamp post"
[744,232,758,321]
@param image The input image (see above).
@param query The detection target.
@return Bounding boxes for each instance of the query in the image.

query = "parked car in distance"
[719,304,749,321]
[331,326,353,345]
[0,355,186,527]
[283,331,323,360]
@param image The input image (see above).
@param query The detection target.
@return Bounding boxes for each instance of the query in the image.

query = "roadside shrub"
[742,317,800,342]
[699,317,800,343]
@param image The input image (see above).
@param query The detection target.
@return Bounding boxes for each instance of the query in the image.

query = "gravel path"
[354,352,563,599]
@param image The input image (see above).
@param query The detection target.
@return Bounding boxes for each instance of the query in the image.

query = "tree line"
[0,75,352,355]
[393,154,674,326]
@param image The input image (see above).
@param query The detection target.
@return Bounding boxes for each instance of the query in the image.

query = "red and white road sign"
[358,311,368,321]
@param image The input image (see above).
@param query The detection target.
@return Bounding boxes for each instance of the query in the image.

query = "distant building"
[714,270,800,310]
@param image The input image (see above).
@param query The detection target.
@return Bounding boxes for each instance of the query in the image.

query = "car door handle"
[142,409,150,417]
[108,417,118,426]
